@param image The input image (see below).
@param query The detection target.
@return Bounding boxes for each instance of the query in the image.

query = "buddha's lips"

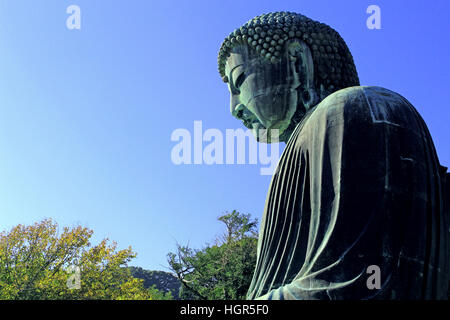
[246,116,285,134]
[240,108,272,128]
[242,117,260,129]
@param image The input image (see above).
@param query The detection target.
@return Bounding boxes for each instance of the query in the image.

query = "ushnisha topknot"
[218,11,360,93]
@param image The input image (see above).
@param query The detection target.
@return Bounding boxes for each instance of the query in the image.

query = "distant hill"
[128,266,181,299]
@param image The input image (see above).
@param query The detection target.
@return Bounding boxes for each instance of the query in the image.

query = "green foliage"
[167,210,258,300]
[128,267,179,299]
[0,219,170,300]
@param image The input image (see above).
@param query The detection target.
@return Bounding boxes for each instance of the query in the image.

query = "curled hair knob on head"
[218,11,359,94]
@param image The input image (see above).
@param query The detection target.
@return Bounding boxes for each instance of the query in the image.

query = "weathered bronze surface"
[219,12,449,299]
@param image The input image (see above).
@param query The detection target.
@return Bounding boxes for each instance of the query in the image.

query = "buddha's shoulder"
[316,86,411,112]
[311,86,418,126]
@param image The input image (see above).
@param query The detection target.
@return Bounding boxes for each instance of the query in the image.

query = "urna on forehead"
[217,11,360,93]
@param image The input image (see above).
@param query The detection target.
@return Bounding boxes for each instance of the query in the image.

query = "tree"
[0,219,171,300]
[167,210,258,300]
[128,267,181,299]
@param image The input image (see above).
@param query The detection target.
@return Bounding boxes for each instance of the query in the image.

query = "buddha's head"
[218,12,359,143]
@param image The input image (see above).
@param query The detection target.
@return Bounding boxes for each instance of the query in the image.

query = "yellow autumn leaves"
[0,219,171,300]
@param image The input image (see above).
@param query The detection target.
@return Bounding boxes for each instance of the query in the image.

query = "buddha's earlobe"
[286,41,304,89]
[286,40,318,110]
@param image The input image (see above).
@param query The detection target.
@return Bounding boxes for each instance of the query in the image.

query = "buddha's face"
[224,44,301,143]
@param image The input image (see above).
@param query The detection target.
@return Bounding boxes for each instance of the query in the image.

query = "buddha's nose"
[230,94,241,116]
[231,92,251,120]
[231,103,247,120]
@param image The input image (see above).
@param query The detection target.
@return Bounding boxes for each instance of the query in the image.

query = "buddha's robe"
[247,86,449,300]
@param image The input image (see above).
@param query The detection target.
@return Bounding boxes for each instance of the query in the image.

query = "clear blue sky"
[0,0,448,271]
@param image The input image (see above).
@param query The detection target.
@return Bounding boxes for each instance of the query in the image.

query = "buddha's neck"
[282,103,319,143]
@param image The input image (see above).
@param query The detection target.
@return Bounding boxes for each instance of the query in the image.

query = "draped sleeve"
[247,86,449,300]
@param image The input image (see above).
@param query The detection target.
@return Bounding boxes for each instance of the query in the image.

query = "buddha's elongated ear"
[286,40,318,110]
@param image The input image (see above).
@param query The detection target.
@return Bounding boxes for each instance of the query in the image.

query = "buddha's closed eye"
[234,72,247,89]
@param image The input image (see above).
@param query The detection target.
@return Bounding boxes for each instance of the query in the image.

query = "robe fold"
[247,86,449,300]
